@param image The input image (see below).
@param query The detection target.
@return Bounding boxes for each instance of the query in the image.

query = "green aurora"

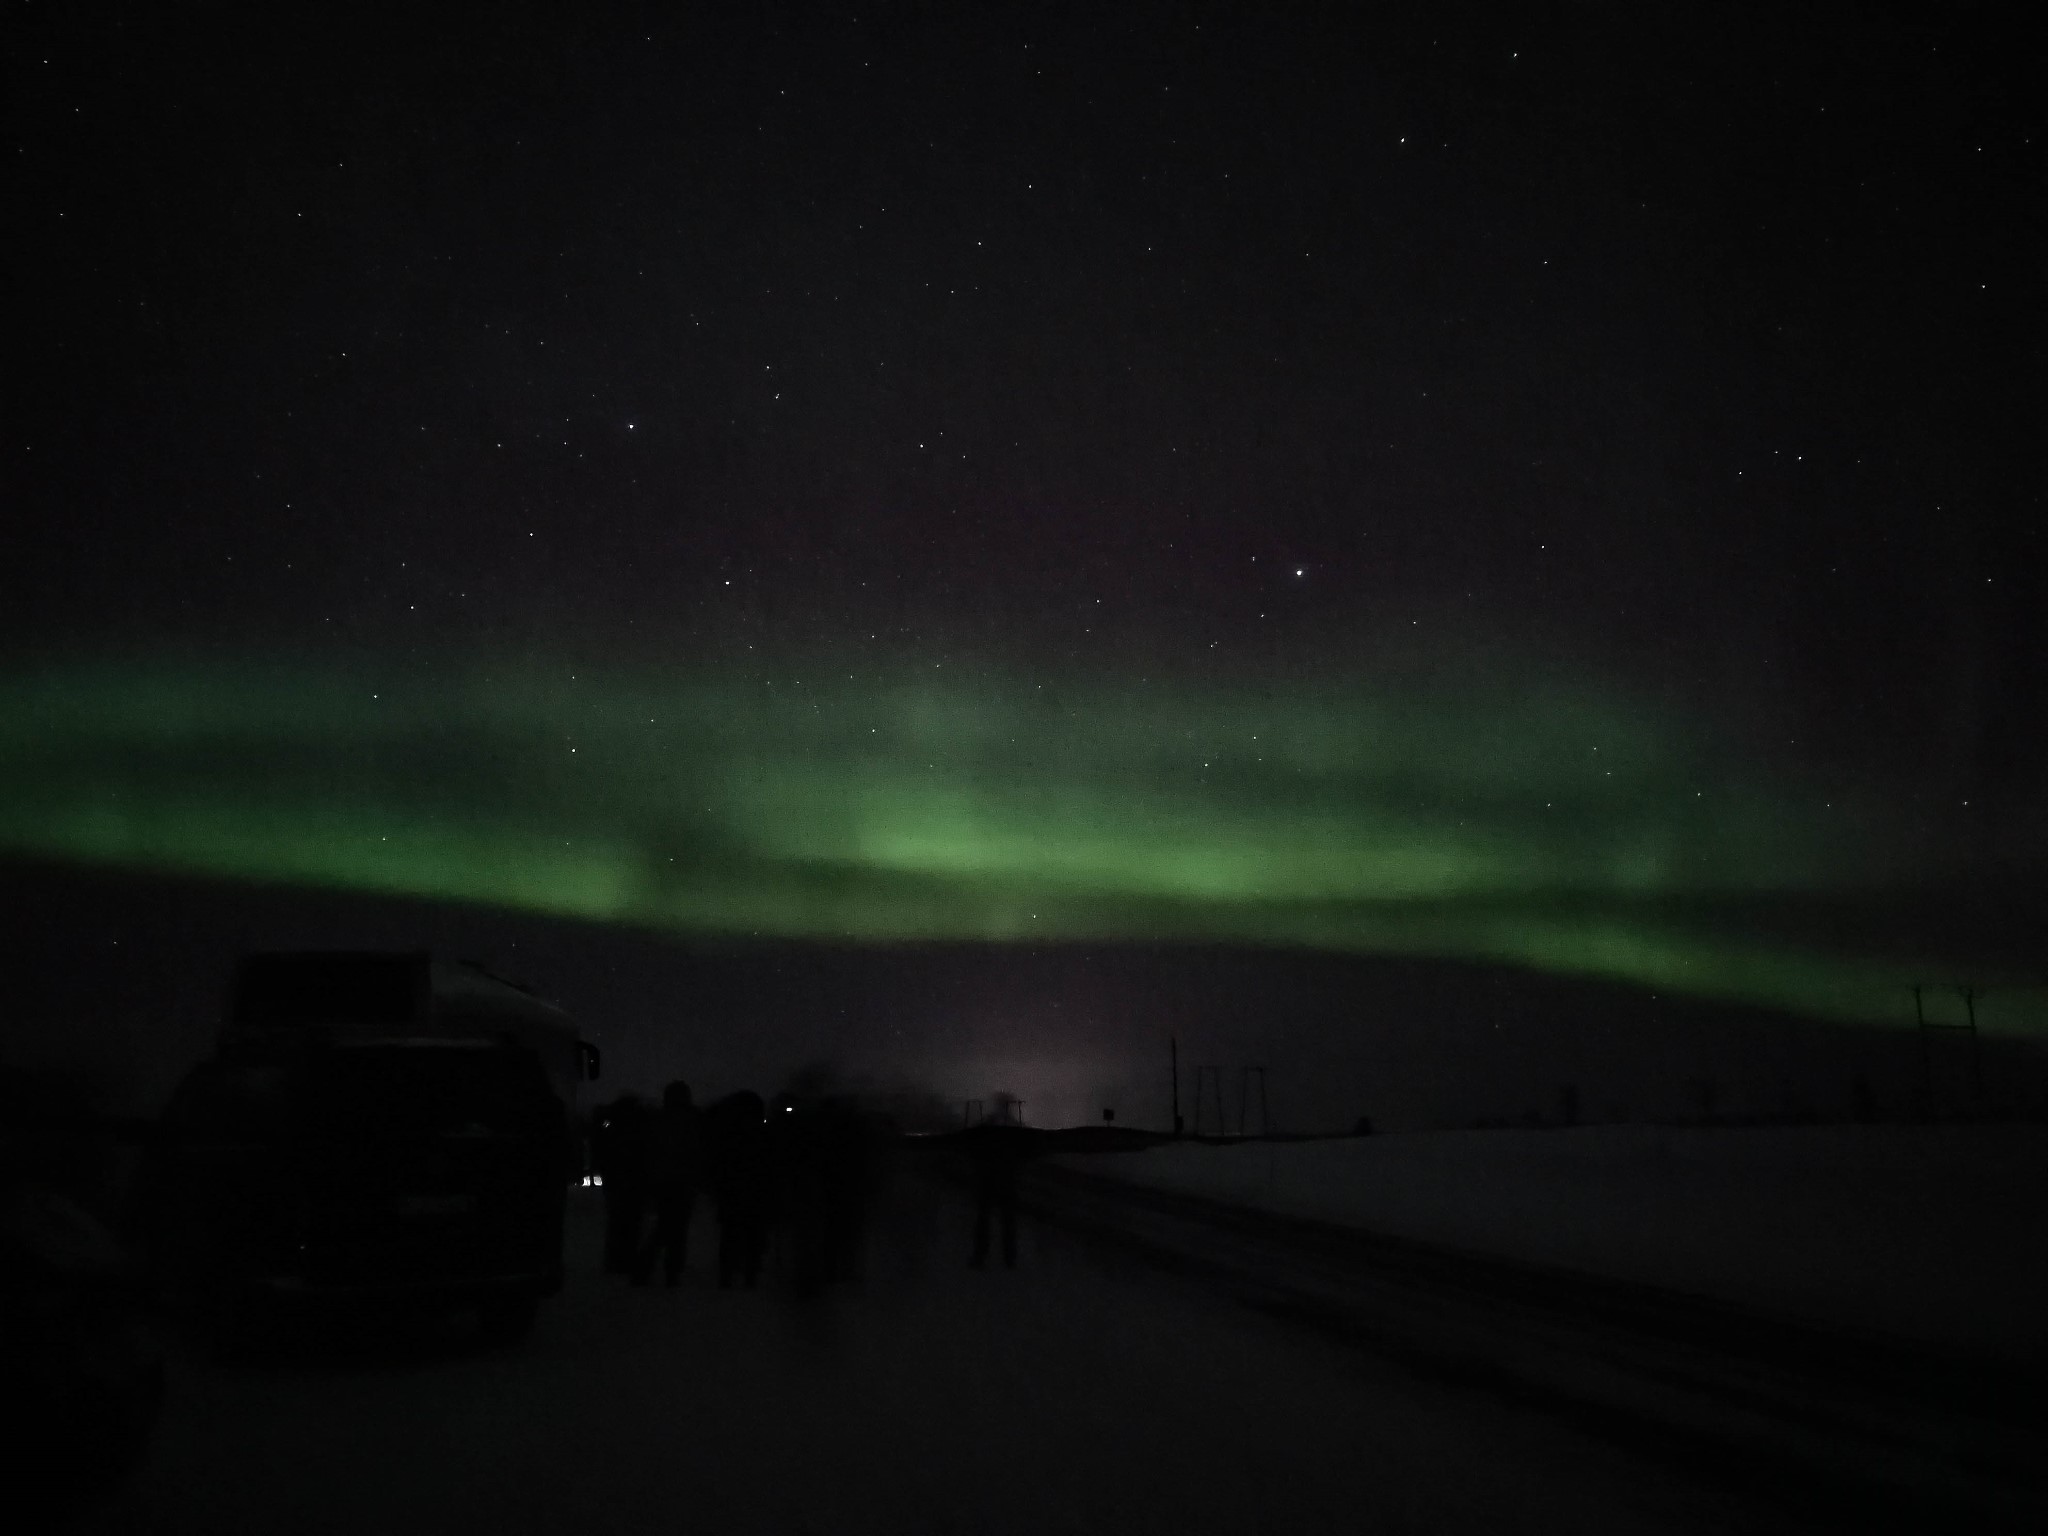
[3,653,2040,1036]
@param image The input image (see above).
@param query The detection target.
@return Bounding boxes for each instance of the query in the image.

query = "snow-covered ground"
[1049,1124,2048,1357]
[72,1165,1780,1536]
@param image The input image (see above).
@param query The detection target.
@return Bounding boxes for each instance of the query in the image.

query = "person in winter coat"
[963,1121,1031,1270]
[631,1081,701,1287]
[775,1095,873,1298]
[703,1091,770,1289]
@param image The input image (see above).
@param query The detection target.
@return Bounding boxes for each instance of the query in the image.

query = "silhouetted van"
[131,952,598,1346]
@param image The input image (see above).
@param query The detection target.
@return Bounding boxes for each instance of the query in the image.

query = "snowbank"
[1049,1124,2048,1356]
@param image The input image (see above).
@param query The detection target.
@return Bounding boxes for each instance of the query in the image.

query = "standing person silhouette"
[631,1081,700,1288]
[965,1122,1028,1270]
[593,1094,650,1275]
[704,1091,770,1289]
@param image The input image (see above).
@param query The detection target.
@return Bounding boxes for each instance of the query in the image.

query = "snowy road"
[1025,1159,2047,1534]
[80,1161,1823,1536]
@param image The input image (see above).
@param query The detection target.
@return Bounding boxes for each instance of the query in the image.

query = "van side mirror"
[578,1041,601,1082]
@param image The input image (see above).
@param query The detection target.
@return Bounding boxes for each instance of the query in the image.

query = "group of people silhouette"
[590,1081,1037,1290]
[590,1081,883,1296]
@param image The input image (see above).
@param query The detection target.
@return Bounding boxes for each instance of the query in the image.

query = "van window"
[163,1060,295,1140]
[301,1047,557,1142]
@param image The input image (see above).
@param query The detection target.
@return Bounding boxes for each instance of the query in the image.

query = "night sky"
[6,4,2046,1111]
